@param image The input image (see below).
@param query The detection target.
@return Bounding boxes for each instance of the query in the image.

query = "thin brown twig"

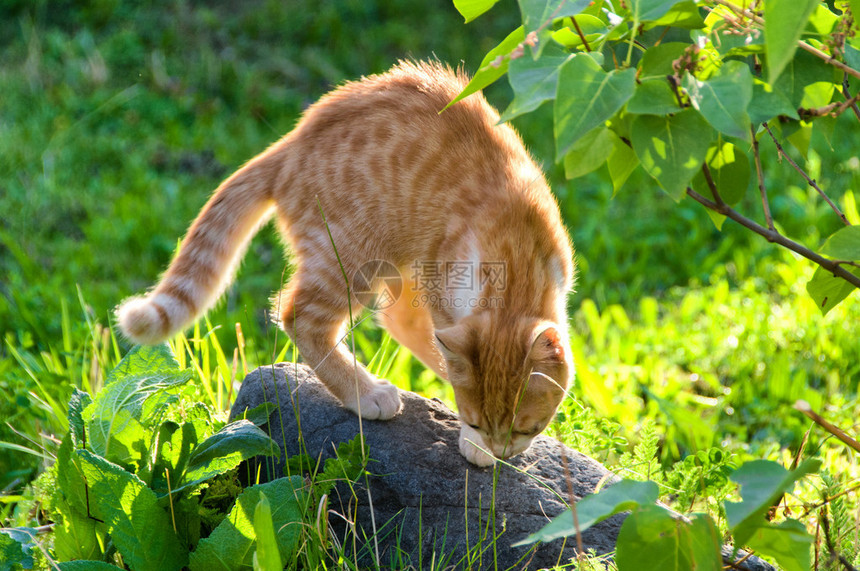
[761,123,851,226]
[686,188,860,289]
[712,0,860,81]
[570,16,592,52]
[842,77,860,121]
[794,400,860,455]
[750,124,775,230]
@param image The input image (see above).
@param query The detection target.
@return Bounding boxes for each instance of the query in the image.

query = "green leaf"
[773,49,837,108]
[765,0,821,83]
[500,43,571,122]
[552,15,607,49]
[820,226,860,260]
[691,142,750,207]
[554,54,636,157]
[725,458,821,547]
[234,402,277,427]
[518,0,592,57]
[806,265,860,315]
[58,562,125,570]
[630,0,682,22]
[446,27,525,110]
[627,79,682,115]
[514,479,658,546]
[631,110,713,200]
[252,493,282,571]
[615,507,722,571]
[68,388,92,448]
[745,519,813,571]
[189,478,306,571]
[683,60,753,141]
[84,344,192,464]
[0,529,33,571]
[638,42,688,78]
[608,137,639,194]
[645,1,705,29]
[177,420,279,494]
[748,80,799,125]
[76,449,187,571]
[453,0,500,22]
[563,126,619,179]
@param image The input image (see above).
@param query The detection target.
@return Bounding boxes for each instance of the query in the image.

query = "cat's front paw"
[351,380,402,420]
[459,425,496,467]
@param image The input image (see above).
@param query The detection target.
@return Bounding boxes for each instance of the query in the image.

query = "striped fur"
[117,61,576,464]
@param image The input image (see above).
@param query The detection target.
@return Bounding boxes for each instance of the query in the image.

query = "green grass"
[3,1,860,569]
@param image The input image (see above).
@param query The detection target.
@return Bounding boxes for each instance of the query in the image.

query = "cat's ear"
[434,323,472,359]
[528,324,568,364]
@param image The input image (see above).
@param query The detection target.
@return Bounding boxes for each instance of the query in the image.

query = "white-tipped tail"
[116,145,281,345]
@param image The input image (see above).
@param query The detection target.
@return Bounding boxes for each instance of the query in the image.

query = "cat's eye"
[467,423,481,430]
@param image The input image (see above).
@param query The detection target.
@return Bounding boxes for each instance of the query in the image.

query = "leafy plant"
[5,344,316,570]
[518,458,820,571]
[453,0,860,313]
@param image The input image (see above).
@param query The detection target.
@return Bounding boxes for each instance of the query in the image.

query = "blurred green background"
[2,0,859,492]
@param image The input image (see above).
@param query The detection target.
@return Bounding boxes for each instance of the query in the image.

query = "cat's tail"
[117,146,283,344]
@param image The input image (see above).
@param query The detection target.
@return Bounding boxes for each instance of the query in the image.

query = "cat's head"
[434,312,572,466]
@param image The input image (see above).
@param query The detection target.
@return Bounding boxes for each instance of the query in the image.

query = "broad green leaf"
[638,42,688,78]
[446,27,525,110]
[0,529,33,571]
[84,344,192,462]
[68,388,92,448]
[629,0,681,22]
[514,479,658,546]
[627,79,682,115]
[691,142,750,207]
[54,504,104,562]
[805,4,839,36]
[608,137,639,194]
[820,226,860,260]
[644,1,705,29]
[189,477,306,571]
[235,402,277,427]
[252,493,282,571]
[773,49,837,108]
[745,519,813,571]
[500,43,571,122]
[683,60,753,141]
[563,126,619,179]
[615,507,722,571]
[551,15,607,49]
[518,0,592,57]
[806,265,860,315]
[76,449,187,571]
[631,110,713,200]
[725,458,821,547]
[58,562,125,570]
[453,0,500,22]
[748,80,799,125]
[176,420,279,494]
[765,0,819,83]
[554,54,636,157]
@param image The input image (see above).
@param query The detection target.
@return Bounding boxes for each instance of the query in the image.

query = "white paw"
[459,425,496,467]
[352,380,402,420]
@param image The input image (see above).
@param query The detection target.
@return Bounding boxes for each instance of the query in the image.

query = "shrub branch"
[685,187,860,289]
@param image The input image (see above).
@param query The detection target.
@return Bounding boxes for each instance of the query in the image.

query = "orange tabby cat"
[117,61,575,467]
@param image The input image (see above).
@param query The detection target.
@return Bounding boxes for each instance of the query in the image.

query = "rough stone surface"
[230,363,775,571]
[230,363,623,569]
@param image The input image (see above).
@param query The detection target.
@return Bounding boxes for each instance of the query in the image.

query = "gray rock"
[229,363,775,571]
[230,363,623,569]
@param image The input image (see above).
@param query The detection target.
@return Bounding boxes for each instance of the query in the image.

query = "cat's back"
[279,61,550,229]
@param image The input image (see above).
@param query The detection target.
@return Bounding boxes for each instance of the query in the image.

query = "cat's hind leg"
[274,270,402,420]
